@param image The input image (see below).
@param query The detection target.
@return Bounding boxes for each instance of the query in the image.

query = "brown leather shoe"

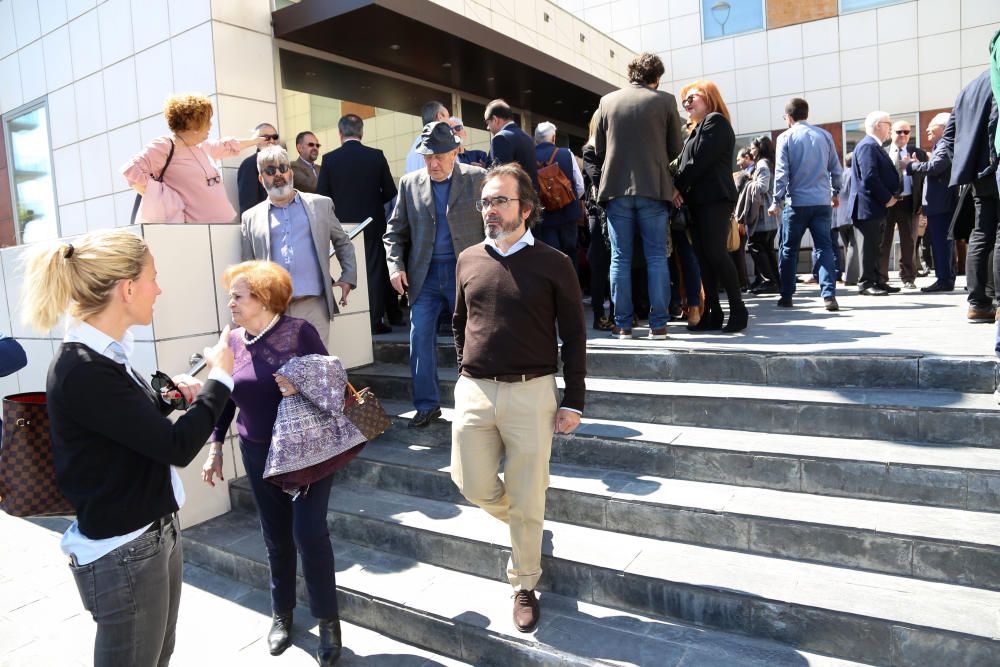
[967,306,996,322]
[512,589,540,632]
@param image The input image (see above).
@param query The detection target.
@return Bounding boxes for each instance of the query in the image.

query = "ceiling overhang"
[272,0,617,130]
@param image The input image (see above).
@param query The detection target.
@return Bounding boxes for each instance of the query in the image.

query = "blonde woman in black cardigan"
[22,229,234,667]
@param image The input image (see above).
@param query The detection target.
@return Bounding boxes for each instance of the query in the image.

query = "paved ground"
[377,273,998,358]
[0,513,466,667]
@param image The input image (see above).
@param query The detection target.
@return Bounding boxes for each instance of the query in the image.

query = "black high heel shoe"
[687,307,723,331]
[722,303,749,333]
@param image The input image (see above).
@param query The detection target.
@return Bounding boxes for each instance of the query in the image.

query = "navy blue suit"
[488,122,539,190]
[237,153,267,215]
[316,140,398,328]
[943,70,1000,308]
[909,140,957,287]
[849,134,899,289]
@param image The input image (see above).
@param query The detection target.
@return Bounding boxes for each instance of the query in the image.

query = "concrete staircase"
[183,339,1000,666]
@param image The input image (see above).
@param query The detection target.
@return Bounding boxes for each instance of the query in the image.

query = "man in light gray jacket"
[595,52,684,340]
[241,145,357,343]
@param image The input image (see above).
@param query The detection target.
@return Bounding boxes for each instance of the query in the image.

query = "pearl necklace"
[242,314,280,346]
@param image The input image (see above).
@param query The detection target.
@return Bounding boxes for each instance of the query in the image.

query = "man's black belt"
[143,513,175,535]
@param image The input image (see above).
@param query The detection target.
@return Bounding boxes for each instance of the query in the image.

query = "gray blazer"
[383,161,486,303]
[241,190,357,318]
[594,82,684,203]
[290,157,318,194]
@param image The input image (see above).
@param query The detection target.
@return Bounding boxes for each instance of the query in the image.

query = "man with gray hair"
[533,121,584,259]
[241,145,357,342]
[904,112,957,292]
[405,101,450,174]
[846,110,900,296]
[317,114,399,334]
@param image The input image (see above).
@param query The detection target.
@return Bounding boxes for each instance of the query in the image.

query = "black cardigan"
[46,343,231,539]
[674,112,738,206]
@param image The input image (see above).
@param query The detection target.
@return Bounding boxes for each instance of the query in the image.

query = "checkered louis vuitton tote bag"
[0,392,74,517]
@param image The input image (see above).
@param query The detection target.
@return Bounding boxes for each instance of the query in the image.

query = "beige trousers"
[450,374,558,591]
[287,295,330,343]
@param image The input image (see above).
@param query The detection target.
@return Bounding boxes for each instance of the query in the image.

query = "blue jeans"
[779,205,836,298]
[69,515,182,666]
[410,259,456,411]
[606,196,671,329]
[241,440,339,619]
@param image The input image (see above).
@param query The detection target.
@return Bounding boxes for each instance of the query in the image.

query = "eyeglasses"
[682,93,700,106]
[205,175,221,187]
[305,142,321,148]
[262,163,291,176]
[151,371,189,410]
[895,130,910,135]
[475,196,520,211]
[261,133,279,141]
[877,121,892,127]
[452,124,464,132]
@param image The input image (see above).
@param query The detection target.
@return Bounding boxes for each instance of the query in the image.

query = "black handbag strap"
[153,140,175,183]
[130,139,175,224]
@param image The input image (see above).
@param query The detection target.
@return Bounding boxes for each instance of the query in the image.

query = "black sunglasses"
[151,371,189,410]
[261,133,279,141]
[305,142,321,148]
[262,163,291,176]
[895,130,911,135]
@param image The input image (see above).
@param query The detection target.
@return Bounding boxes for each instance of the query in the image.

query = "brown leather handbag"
[0,393,74,517]
[343,383,391,441]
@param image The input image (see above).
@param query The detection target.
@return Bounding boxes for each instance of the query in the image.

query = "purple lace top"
[210,316,327,445]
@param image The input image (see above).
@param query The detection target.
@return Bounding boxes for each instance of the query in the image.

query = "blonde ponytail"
[21,229,150,332]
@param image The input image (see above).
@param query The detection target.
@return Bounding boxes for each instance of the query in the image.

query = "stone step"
[183,510,870,667]
[219,484,1000,665]
[323,436,1000,590]
[375,404,1000,513]
[351,363,1000,447]
[372,339,998,393]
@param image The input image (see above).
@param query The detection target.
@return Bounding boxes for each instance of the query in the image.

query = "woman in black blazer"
[22,229,234,667]
[673,80,747,333]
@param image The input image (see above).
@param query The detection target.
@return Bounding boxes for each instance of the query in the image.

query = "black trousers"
[880,197,918,283]
[587,212,612,320]
[363,221,398,326]
[966,175,1000,308]
[690,200,742,310]
[855,217,885,289]
[747,230,778,282]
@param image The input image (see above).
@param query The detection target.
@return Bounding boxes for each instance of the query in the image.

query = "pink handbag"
[131,140,185,224]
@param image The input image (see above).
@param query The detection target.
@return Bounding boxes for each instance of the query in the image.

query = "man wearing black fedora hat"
[384,121,486,427]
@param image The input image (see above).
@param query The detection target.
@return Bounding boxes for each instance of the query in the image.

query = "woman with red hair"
[673,80,747,333]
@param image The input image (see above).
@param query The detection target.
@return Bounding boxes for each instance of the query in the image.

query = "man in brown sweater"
[451,163,587,633]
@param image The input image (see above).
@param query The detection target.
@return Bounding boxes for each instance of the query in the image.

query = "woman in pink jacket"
[122,94,265,223]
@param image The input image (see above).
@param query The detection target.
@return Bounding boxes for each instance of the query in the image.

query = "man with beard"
[240,145,357,342]
[290,130,321,193]
[450,163,587,633]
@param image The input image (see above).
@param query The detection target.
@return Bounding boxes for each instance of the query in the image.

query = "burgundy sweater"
[453,241,587,411]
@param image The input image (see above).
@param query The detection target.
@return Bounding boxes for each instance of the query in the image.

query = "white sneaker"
[994,385,1000,405]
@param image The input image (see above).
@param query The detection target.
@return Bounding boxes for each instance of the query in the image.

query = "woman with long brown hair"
[673,80,746,332]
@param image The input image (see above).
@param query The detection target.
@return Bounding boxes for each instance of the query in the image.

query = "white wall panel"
[11,0,40,49]
[103,57,140,130]
[131,0,169,51]
[17,38,45,102]
[98,0,134,67]
[73,71,107,139]
[42,25,72,91]
[52,143,84,205]
[47,84,77,148]
[134,42,174,119]
[79,133,113,200]
[68,8,100,79]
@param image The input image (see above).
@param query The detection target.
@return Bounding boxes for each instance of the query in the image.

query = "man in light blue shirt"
[769,97,844,311]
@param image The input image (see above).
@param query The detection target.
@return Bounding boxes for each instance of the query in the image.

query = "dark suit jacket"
[237,153,266,215]
[849,135,898,221]
[674,112,738,205]
[907,139,956,216]
[489,122,539,190]
[290,156,318,193]
[886,143,928,215]
[944,70,998,187]
[316,140,397,226]
[594,82,684,203]
[384,162,486,303]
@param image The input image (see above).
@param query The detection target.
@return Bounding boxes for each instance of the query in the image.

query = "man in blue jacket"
[485,99,539,191]
[533,121,584,262]
[847,110,900,296]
